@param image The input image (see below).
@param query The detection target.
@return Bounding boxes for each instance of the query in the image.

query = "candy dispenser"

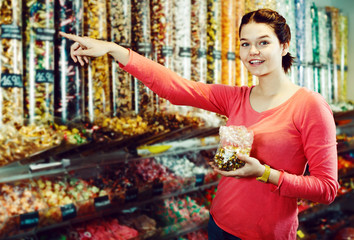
[131,0,154,115]
[311,3,321,93]
[318,8,329,101]
[0,180,48,237]
[33,175,77,227]
[110,0,133,117]
[173,0,192,80]
[66,168,107,216]
[221,0,236,86]
[24,0,55,124]
[191,0,207,83]
[0,0,24,126]
[235,0,248,87]
[326,6,340,103]
[324,8,334,103]
[295,0,306,87]
[276,0,297,84]
[206,0,221,84]
[85,0,111,123]
[151,0,173,111]
[339,15,348,101]
[304,0,313,91]
[151,0,173,69]
[56,0,84,124]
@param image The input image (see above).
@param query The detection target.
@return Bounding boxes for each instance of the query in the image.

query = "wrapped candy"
[151,0,173,110]
[206,0,221,84]
[131,0,154,115]
[110,0,133,116]
[214,125,253,171]
[56,0,84,123]
[191,0,207,83]
[0,0,24,126]
[221,0,236,86]
[173,0,192,80]
[24,0,55,124]
[85,0,111,122]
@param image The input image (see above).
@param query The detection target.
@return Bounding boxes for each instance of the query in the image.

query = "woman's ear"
[282,42,290,56]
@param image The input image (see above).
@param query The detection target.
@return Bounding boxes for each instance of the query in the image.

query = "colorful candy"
[56,0,84,123]
[191,0,207,83]
[0,0,24,126]
[214,126,253,171]
[110,0,133,116]
[24,0,55,124]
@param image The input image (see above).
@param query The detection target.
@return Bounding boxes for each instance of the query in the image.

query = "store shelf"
[0,124,219,239]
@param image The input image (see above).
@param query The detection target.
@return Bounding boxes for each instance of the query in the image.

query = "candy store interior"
[1,0,354,239]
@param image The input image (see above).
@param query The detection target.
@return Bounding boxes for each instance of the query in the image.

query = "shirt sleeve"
[119,49,241,117]
[277,92,339,204]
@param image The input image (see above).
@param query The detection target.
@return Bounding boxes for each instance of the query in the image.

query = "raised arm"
[59,32,130,66]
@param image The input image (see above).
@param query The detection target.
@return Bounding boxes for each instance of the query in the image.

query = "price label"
[125,188,138,203]
[212,50,222,60]
[227,52,236,60]
[195,174,205,187]
[197,48,207,58]
[60,203,77,221]
[152,181,163,196]
[162,46,173,57]
[35,70,54,83]
[178,47,191,58]
[137,42,152,55]
[1,25,21,39]
[1,73,23,88]
[35,28,55,41]
[94,195,110,210]
[20,211,39,229]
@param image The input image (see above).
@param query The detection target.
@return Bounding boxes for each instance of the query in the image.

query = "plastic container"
[206,0,221,84]
[24,0,55,124]
[311,3,321,93]
[85,0,111,123]
[173,0,192,80]
[339,15,348,101]
[110,0,133,116]
[151,0,173,69]
[131,0,154,115]
[0,180,48,237]
[34,176,77,227]
[56,0,84,124]
[191,0,207,83]
[235,1,247,87]
[221,0,236,86]
[0,0,24,126]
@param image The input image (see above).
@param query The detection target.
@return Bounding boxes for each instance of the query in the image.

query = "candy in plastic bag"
[213,125,253,171]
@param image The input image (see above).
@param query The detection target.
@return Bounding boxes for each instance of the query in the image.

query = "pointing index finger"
[59,32,83,43]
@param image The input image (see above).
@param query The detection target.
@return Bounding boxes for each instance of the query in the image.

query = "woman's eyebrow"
[240,35,271,41]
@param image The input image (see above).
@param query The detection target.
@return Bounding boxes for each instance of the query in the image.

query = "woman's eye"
[241,42,249,47]
[260,41,269,46]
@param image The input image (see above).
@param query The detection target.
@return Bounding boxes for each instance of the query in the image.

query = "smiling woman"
[60,8,339,240]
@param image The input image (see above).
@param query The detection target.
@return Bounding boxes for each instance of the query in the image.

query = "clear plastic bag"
[214,125,253,171]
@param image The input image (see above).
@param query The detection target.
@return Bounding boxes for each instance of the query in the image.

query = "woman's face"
[239,22,287,77]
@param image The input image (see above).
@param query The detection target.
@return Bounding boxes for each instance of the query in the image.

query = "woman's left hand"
[210,154,265,179]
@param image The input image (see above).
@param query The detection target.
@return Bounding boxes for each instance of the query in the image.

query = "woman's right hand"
[59,32,118,66]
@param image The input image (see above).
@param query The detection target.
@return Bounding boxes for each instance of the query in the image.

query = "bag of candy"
[213,125,253,171]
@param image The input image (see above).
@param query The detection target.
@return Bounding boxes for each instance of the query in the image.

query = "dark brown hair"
[239,8,295,73]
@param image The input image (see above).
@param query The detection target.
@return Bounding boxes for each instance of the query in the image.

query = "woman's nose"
[249,45,260,55]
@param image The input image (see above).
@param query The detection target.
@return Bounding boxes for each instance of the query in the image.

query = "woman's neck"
[255,70,292,97]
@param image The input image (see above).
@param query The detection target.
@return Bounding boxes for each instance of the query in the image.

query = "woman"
[60,8,339,240]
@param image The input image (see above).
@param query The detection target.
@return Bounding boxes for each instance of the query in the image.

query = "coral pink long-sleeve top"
[120,50,339,240]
